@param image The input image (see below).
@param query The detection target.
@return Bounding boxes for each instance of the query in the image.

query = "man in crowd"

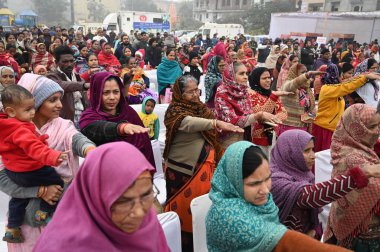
[115,34,135,60]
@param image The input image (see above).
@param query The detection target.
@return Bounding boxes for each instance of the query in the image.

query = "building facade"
[305,0,380,12]
[193,0,274,22]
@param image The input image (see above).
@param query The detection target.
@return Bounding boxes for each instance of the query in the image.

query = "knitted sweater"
[280,74,315,128]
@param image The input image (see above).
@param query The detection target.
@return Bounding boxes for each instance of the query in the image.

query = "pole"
[71,0,75,25]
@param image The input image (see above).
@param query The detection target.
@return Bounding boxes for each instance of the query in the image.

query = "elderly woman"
[0,66,16,90]
[163,75,242,251]
[271,129,380,241]
[33,142,170,251]
[204,55,226,109]
[313,65,380,152]
[0,73,95,250]
[79,72,155,166]
[157,48,183,103]
[214,62,278,148]
[353,58,380,108]
[205,141,350,252]
[279,63,323,135]
[324,104,380,250]
[248,67,289,154]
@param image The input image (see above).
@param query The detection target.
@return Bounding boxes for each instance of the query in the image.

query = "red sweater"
[0,113,61,172]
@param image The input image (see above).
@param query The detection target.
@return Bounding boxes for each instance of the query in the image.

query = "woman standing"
[277,55,299,90]
[313,66,380,152]
[33,142,170,251]
[1,73,95,251]
[157,49,182,103]
[214,62,277,148]
[164,75,242,251]
[353,58,380,108]
[324,104,380,250]
[279,63,323,134]
[248,67,289,154]
[79,72,155,166]
[204,55,226,109]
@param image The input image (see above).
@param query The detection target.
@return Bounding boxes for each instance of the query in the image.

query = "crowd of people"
[0,24,380,252]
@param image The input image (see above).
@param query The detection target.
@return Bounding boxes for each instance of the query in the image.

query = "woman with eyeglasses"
[353,58,380,108]
[33,142,170,251]
[164,75,242,251]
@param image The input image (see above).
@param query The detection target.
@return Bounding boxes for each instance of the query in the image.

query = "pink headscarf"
[33,142,170,252]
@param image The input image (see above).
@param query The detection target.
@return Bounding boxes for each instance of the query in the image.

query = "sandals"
[2,227,24,243]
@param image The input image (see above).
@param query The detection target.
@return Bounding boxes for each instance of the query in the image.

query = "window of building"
[206,0,209,6]
[206,13,209,18]
[331,1,340,11]
[222,0,226,6]
[377,0,380,10]
[243,0,247,5]
[308,3,323,11]
[227,0,231,6]
[235,0,239,6]
[196,1,199,7]
[353,5,361,11]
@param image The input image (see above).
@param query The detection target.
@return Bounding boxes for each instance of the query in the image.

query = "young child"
[0,85,67,243]
[34,65,47,76]
[138,96,160,140]
[183,51,203,83]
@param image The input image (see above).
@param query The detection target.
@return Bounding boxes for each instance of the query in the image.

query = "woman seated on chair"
[33,142,170,251]
[205,141,350,252]
[270,129,380,241]
[163,75,242,251]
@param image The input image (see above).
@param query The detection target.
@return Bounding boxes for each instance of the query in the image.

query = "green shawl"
[206,141,287,252]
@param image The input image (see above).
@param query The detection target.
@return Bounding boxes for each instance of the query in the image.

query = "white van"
[198,23,244,38]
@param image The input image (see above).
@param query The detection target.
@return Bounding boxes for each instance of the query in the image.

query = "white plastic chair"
[190,194,212,252]
[151,140,167,205]
[158,211,182,252]
[315,149,333,231]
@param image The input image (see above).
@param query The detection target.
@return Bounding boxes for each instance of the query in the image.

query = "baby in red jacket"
[0,85,67,243]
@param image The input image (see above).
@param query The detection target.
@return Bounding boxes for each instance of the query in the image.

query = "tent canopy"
[19,10,38,17]
[0,8,14,16]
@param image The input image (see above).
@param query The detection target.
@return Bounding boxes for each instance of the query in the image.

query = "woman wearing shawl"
[0,41,20,81]
[157,49,183,103]
[324,104,380,250]
[97,43,121,74]
[88,40,100,55]
[353,58,380,108]
[279,63,323,135]
[74,44,89,73]
[79,72,155,167]
[206,141,350,252]
[265,45,281,71]
[248,67,289,153]
[215,62,278,148]
[313,64,328,100]
[0,73,95,251]
[243,48,257,74]
[271,129,380,241]
[30,43,55,72]
[277,54,299,90]
[313,65,380,152]
[204,41,227,72]
[0,66,16,111]
[34,142,170,252]
[163,75,241,251]
[204,55,226,109]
